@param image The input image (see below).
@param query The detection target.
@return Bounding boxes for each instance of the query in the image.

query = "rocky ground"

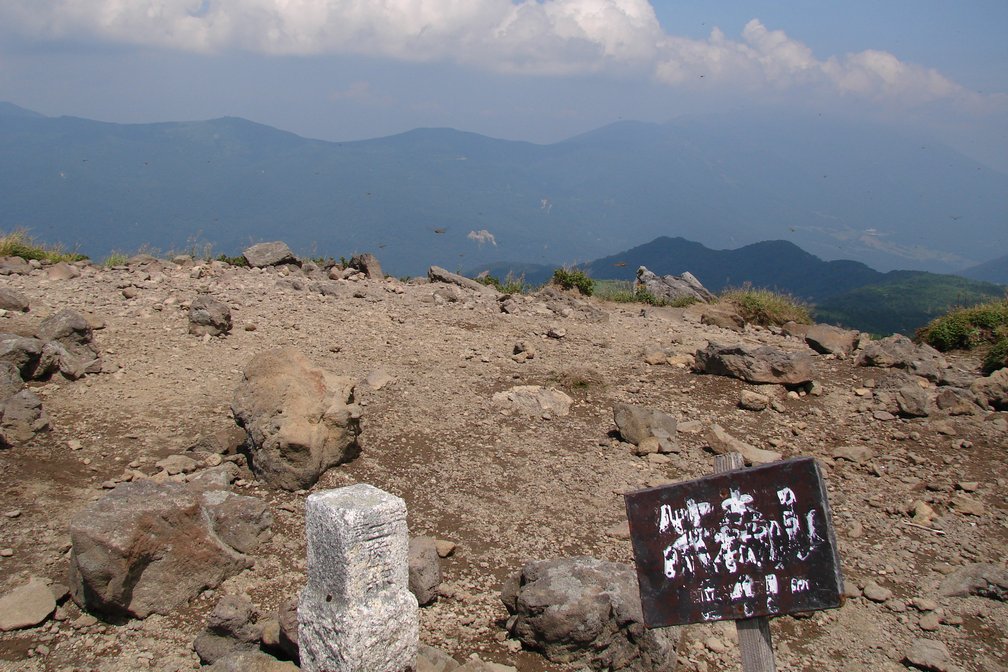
[0,253,1005,672]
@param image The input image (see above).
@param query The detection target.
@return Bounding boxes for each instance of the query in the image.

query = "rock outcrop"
[635,266,714,304]
[232,348,361,490]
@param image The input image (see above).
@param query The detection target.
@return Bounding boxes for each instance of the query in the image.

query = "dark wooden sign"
[624,457,843,628]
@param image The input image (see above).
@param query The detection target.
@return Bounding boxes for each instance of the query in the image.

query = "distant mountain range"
[1,101,1006,278]
[473,236,1006,335]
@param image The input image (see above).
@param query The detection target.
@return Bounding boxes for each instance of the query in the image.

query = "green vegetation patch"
[101,251,129,267]
[0,229,87,263]
[916,299,1008,373]
[475,273,528,295]
[216,254,249,267]
[551,267,595,296]
[720,287,812,326]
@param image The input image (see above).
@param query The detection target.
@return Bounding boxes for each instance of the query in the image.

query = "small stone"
[0,577,57,631]
[4,510,21,519]
[832,445,874,464]
[67,440,83,451]
[911,598,938,612]
[903,638,959,672]
[955,481,979,493]
[847,521,864,539]
[0,549,13,557]
[704,637,727,654]
[434,540,456,558]
[862,580,893,603]
[950,495,984,516]
[918,612,941,631]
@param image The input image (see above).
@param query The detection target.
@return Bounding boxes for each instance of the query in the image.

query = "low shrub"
[916,299,1008,352]
[551,267,595,296]
[216,253,249,267]
[720,287,812,326]
[0,229,87,263]
[983,335,1008,374]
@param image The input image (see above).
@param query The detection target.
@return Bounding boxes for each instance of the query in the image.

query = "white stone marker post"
[299,484,419,672]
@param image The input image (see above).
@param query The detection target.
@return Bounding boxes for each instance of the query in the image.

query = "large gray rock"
[189,295,233,337]
[243,242,299,268]
[694,342,815,386]
[0,333,43,380]
[805,324,858,356]
[635,266,714,304]
[408,536,442,606]
[856,334,947,382]
[612,403,678,454]
[0,287,30,312]
[970,368,1008,411]
[68,481,273,619]
[0,256,31,275]
[0,577,56,631]
[36,309,101,379]
[0,389,49,446]
[232,348,361,490]
[896,384,930,418]
[501,556,678,671]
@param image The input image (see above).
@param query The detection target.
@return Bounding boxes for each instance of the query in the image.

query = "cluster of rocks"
[0,306,102,446]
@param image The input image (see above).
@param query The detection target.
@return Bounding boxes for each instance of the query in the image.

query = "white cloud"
[0,2,974,105]
[468,229,497,246]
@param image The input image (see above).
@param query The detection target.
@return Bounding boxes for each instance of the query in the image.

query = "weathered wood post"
[298,483,419,672]
[625,452,844,672]
[715,452,776,672]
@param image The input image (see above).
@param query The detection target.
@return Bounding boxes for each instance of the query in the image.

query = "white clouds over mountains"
[0,0,969,105]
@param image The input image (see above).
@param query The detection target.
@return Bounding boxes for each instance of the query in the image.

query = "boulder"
[804,324,858,356]
[0,287,29,312]
[0,389,49,446]
[501,556,678,671]
[349,253,384,280]
[0,362,23,399]
[970,368,1008,411]
[492,386,573,418]
[635,266,714,304]
[903,638,962,672]
[856,334,946,382]
[0,333,43,380]
[67,481,273,619]
[0,256,31,275]
[934,387,983,415]
[612,403,678,454]
[36,309,101,379]
[0,577,56,631]
[189,295,233,337]
[243,242,299,268]
[705,424,781,466]
[46,262,80,280]
[896,384,930,418]
[694,342,815,386]
[408,536,443,606]
[231,348,361,490]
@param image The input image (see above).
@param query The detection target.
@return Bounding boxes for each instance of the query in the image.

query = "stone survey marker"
[625,457,843,628]
[298,484,419,672]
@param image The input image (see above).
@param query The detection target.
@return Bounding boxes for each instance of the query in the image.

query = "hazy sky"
[1,1,1006,169]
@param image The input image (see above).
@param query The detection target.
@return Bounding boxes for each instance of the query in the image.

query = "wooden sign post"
[624,454,844,671]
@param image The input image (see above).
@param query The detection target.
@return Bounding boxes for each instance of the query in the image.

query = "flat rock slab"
[68,481,273,619]
[695,342,815,386]
[492,385,572,418]
[0,577,55,631]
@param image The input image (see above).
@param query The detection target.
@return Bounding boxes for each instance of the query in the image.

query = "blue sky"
[1,1,1005,169]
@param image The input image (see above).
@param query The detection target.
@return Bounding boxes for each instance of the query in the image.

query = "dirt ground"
[0,259,1005,672]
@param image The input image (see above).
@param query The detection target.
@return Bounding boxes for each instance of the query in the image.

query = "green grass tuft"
[0,229,87,263]
[916,299,1008,351]
[720,287,812,326]
[101,251,129,267]
[476,272,528,294]
[216,253,249,267]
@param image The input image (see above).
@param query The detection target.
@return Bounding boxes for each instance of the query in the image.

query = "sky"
[0,1,1006,170]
